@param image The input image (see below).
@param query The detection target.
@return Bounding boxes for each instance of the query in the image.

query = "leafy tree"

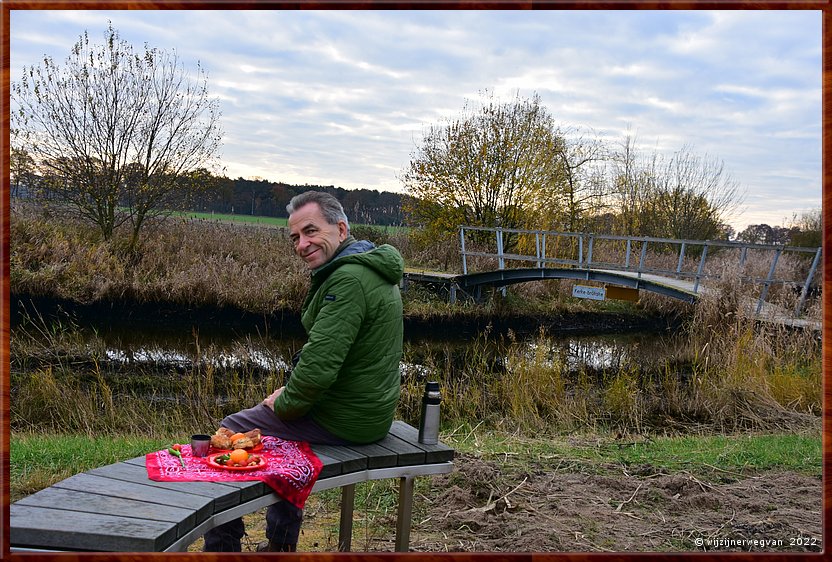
[9,148,36,199]
[737,223,775,244]
[736,223,807,246]
[401,91,564,249]
[788,208,822,248]
[11,23,223,251]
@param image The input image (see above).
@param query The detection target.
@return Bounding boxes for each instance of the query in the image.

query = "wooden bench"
[10,421,454,553]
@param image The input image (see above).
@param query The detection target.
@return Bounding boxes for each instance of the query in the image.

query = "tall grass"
[10,203,310,312]
[11,322,820,441]
[10,311,288,436]
[395,263,821,436]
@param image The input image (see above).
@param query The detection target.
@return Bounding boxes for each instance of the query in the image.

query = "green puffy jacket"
[273,240,404,444]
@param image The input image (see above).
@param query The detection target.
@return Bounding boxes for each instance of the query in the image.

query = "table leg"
[395,476,414,552]
[338,483,356,551]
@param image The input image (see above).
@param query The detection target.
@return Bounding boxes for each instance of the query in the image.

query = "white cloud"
[8,9,821,229]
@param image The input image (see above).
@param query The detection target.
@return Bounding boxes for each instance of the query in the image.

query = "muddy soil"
[407,453,822,553]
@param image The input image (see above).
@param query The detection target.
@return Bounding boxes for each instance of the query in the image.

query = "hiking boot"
[256,540,297,552]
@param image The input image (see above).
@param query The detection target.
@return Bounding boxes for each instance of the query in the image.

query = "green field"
[179,211,409,233]
[179,211,288,227]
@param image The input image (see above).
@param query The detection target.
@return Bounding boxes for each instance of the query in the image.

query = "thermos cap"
[423,381,442,403]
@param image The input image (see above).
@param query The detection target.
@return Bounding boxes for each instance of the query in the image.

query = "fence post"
[638,239,648,277]
[587,235,594,269]
[578,234,584,267]
[460,227,468,275]
[676,242,686,276]
[496,228,505,270]
[693,244,708,293]
[625,239,632,269]
[542,233,547,268]
[794,247,821,317]
[755,247,782,315]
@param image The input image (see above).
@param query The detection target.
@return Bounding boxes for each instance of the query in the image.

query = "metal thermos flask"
[418,381,442,445]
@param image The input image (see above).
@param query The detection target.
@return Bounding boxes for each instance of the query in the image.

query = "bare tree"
[549,127,609,233]
[609,131,651,235]
[610,136,744,240]
[643,145,744,240]
[11,23,223,250]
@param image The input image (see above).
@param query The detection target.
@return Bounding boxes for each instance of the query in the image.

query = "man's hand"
[263,386,285,410]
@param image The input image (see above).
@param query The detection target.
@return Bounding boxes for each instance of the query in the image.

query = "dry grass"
[11,203,310,312]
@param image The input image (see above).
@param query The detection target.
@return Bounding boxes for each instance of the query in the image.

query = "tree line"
[184,175,408,226]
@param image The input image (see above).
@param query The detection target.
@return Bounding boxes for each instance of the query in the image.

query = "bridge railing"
[459,226,822,318]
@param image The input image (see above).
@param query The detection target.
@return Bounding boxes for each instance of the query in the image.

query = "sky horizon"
[8,9,822,233]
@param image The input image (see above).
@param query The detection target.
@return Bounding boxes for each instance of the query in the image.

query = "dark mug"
[190,434,211,457]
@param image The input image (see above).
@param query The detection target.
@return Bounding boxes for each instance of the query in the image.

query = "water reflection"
[403,332,690,383]
[67,322,687,381]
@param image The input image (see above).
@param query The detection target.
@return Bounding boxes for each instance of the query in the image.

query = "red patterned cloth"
[145,436,322,509]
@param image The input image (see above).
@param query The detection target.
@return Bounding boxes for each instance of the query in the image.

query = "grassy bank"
[11,308,821,438]
[10,427,821,504]
[10,426,821,554]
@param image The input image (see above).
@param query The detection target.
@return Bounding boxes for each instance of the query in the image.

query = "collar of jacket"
[311,235,377,276]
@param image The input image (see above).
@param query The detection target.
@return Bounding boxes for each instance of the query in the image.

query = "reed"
[11,317,819,439]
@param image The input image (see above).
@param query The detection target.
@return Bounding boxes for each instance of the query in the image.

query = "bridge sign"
[572,285,606,301]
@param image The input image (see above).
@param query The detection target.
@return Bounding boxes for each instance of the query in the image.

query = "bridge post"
[693,244,709,293]
[496,228,505,270]
[460,227,468,275]
[535,232,541,268]
[676,242,686,276]
[755,247,782,315]
[625,240,632,269]
[638,240,648,278]
[587,235,594,268]
[794,247,821,317]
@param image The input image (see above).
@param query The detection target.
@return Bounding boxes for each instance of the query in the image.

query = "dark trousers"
[202,404,350,552]
[202,502,304,552]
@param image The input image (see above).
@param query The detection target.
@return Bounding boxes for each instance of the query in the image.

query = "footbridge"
[403,226,821,329]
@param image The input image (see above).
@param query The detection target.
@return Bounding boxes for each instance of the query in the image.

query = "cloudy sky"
[9,9,821,232]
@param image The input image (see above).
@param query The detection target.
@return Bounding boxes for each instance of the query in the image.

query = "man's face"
[288,202,348,270]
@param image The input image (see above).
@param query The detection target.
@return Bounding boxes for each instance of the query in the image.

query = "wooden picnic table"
[10,421,454,553]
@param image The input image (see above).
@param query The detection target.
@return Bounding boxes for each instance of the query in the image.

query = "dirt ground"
[227,450,821,554]
[408,453,822,553]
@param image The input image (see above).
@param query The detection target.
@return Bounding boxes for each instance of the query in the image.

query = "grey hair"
[287,191,349,230]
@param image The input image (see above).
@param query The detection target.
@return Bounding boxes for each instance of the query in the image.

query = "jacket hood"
[313,240,404,285]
